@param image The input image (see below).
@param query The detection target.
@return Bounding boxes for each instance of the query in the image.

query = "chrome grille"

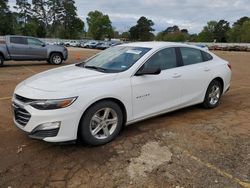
[12,102,31,126]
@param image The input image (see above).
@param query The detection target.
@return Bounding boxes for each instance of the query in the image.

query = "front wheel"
[49,53,63,65]
[203,80,222,109]
[0,55,4,67]
[79,101,123,146]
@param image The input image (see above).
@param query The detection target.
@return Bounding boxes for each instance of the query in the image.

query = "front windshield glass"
[83,46,151,73]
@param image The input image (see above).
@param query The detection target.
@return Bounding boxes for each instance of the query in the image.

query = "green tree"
[87,10,113,40]
[214,20,230,42]
[239,21,250,42]
[156,25,189,42]
[47,0,64,37]
[14,0,32,25]
[61,0,84,39]
[121,32,130,41]
[32,0,49,26]
[129,16,154,41]
[197,21,217,42]
[233,16,250,27]
[0,0,14,35]
[228,17,250,42]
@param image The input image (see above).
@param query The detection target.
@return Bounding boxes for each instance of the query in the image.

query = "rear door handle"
[172,73,181,78]
[204,67,210,72]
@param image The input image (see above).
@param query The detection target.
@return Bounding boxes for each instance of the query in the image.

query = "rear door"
[177,47,214,106]
[131,47,182,120]
[8,36,29,60]
[27,38,47,60]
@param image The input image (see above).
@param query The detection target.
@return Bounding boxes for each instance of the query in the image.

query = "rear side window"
[180,47,203,66]
[202,51,213,61]
[10,37,27,45]
[143,48,177,70]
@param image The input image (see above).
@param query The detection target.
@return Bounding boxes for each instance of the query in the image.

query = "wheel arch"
[211,77,224,93]
[0,52,5,59]
[77,97,128,139]
[49,51,63,59]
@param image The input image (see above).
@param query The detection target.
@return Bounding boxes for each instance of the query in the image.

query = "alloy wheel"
[89,108,118,140]
[208,85,221,105]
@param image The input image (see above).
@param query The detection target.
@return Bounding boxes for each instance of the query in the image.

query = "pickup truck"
[0,35,68,66]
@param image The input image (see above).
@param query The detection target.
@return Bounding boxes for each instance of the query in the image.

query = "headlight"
[30,97,77,110]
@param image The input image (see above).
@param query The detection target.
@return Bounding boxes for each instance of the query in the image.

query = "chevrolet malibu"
[12,42,231,145]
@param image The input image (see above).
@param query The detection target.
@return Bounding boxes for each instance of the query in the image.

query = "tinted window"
[28,38,44,46]
[180,47,203,65]
[10,37,27,45]
[202,51,213,61]
[143,48,177,70]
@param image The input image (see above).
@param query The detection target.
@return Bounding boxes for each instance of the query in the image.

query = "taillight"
[227,63,232,70]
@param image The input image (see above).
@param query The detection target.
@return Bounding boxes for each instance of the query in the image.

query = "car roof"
[120,41,205,51]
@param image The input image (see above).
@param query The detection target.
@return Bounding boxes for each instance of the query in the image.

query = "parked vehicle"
[96,42,111,50]
[83,41,99,48]
[64,40,80,47]
[0,35,68,66]
[12,42,231,145]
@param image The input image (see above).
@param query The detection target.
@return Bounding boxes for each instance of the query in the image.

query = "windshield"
[81,46,151,73]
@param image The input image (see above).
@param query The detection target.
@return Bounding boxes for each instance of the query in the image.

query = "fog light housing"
[30,121,61,139]
[36,121,61,131]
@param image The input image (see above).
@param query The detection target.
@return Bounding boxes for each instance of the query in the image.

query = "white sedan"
[12,42,231,145]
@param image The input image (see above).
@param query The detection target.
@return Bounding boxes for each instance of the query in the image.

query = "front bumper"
[12,98,81,142]
[63,49,68,60]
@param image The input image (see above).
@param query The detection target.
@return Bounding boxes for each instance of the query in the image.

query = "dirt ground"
[0,48,249,188]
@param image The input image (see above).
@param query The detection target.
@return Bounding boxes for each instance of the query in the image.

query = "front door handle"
[172,73,181,78]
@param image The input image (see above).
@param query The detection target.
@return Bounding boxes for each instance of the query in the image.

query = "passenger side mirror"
[135,65,161,76]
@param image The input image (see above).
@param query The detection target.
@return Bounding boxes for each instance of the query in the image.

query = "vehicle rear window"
[10,37,27,45]
[180,47,203,66]
[202,51,213,61]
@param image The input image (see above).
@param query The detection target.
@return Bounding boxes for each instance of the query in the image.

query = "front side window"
[28,38,44,46]
[180,47,203,66]
[82,46,151,73]
[10,37,27,45]
[143,48,177,70]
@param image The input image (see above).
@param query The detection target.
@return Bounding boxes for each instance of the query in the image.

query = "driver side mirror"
[135,65,161,76]
[41,43,46,47]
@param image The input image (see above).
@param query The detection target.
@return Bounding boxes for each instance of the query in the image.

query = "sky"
[9,0,250,34]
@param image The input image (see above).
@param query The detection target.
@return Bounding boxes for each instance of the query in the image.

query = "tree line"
[1,0,250,42]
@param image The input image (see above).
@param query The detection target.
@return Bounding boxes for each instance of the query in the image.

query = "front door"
[27,38,47,60]
[131,47,182,120]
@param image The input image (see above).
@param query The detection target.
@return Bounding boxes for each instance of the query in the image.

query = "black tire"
[203,80,222,109]
[0,55,4,67]
[49,53,63,65]
[79,101,123,146]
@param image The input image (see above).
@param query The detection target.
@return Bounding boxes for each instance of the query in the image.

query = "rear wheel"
[203,80,222,109]
[0,55,4,67]
[49,53,63,65]
[79,101,123,146]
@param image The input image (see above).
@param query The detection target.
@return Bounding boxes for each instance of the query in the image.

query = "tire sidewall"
[0,55,4,67]
[204,80,222,108]
[79,101,123,146]
[50,53,63,65]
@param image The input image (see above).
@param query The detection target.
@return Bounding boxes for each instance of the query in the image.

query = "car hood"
[23,65,117,92]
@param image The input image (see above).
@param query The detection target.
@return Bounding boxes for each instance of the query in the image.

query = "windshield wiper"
[75,62,85,67]
[84,65,107,72]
